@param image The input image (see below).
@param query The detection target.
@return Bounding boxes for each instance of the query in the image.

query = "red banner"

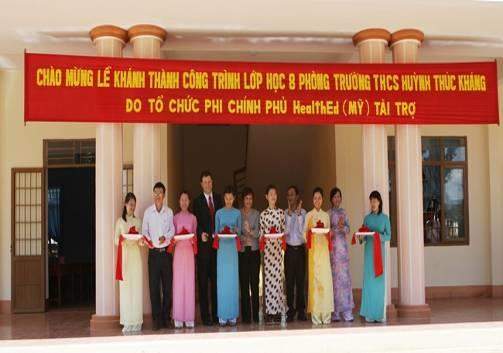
[25,53,499,125]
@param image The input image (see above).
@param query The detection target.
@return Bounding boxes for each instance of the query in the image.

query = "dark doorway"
[47,166,95,309]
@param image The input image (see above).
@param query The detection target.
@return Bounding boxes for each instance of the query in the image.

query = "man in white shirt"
[142,182,175,330]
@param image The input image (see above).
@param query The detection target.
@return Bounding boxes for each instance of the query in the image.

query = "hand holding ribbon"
[167,238,176,253]
[351,225,383,277]
[267,226,286,251]
[177,226,199,255]
[352,225,370,245]
[213,225,231,250]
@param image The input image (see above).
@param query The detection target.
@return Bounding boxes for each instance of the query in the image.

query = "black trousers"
[238,247,260,322]
[197,246,218,323]
[148,249,173,324]
[285,244,306,317]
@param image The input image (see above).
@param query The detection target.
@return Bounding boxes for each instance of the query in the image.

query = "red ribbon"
[307,229,312,249]
[351,233,356,245]
[351,225,383,277]
[212,234,219,249]
[235,237,242,252]
[167,238,176,253]
[327,230,333,251]
[373,232,383,277]
[192,234,198,255]
[212,226,240,251]
[307,220,326,250]
[259,236,266,252]
[259,226,284,252]
[176,226,199,255]
[351,225,370,245]
[213,225,231,249]
[142,235,154,249]
[116,226,138,281]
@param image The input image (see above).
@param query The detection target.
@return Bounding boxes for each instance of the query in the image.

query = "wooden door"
[11,168,45,313]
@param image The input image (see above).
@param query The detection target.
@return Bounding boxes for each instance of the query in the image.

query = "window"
[12,169,44,256]
[388,136,469,246]
[47,187,62,244]
[122,164,134,196]
[45,139,95,167]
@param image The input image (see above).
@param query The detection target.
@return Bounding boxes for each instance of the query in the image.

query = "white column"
[89,25,127,331]
[489,62,503,297]
[128,24,167,316]
[353,29,396,318]
[390,29,431,318]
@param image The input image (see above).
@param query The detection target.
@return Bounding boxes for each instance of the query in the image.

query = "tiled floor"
[1,298,503,340]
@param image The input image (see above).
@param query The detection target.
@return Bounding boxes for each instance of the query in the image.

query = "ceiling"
[1,0,503,68]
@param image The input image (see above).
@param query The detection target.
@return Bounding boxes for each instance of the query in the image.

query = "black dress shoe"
[242,317,251,324]
[152,321,161,331]
[203,320,213,326]
[286,314,295,323]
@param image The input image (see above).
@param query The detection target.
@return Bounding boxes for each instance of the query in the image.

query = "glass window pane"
[423,165,442,244]
[444,168,465,240]
[422,137,441,161]
[443,138,466,162]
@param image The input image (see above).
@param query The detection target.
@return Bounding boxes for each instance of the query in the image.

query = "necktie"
[208,195,215,233]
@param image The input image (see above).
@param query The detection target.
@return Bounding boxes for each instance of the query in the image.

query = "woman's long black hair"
[369,190,383,214]
[122,192,137,222]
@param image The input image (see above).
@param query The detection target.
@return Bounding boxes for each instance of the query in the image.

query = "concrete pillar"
[128,24,167,316]
[353,28,396,319]
[390,29,431,319]
[89,25,127,331]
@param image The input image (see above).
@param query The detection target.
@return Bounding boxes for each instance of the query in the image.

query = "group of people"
[114,170,391,333]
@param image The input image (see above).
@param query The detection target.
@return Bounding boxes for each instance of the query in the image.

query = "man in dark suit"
[193,170,223,326]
